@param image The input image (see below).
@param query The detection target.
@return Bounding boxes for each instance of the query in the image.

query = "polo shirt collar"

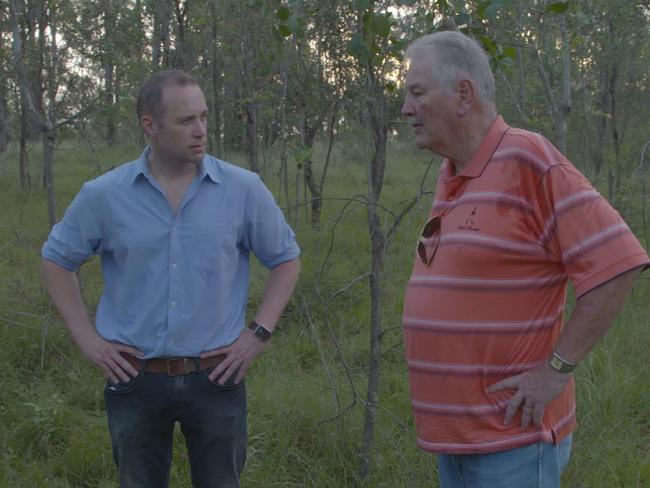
[456,115,509,178]
[128,147,222,184]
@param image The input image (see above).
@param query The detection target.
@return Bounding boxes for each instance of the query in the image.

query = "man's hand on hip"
[487,363,570,430]
[202,328,268,385]
[76,331,143,385]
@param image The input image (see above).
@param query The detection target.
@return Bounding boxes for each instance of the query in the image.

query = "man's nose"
[401,96,414,116]
[193,120,206,137]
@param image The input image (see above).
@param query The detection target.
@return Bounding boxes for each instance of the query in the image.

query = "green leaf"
[278,24,292,38]
[483,4,499,20]
[497,56,513,67]
[371,14,391,38]
[355,0,370,12]
[289,14,306,38]
[385,81,397,92]
[477,0,491,19]
[502,46,516,59]
[547,1,570,14]
[276,6,290,21]
[347,32,368,58]
[481,36,498,56]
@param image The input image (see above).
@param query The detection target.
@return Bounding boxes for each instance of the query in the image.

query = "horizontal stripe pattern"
[408,273,566,291]
[563,223,630,263]
[412,399,505,416]
[540,190,601,246]
[417,431,553,454]
[433,192,533,213]
[407,359,545,376]
[413,403,577,454]
[404,118,644,455]
[403,311,561,334]
[490,147,554,173]
[439,233,545,256]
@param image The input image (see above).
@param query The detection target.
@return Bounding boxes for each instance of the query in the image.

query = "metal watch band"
[549,350,576,373]
[248,320,272,342]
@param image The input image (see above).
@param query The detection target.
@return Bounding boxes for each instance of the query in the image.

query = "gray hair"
[405,32,495,104]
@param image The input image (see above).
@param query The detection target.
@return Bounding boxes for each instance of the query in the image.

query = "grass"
[0,135,649,487]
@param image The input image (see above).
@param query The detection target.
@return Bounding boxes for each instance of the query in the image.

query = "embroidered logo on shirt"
[457,207,480,231]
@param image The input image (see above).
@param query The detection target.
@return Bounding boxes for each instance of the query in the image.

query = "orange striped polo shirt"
[402,116,649,454]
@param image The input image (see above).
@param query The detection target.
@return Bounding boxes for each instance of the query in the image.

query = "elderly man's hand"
[202,328,268,385]
[487,363,571,430]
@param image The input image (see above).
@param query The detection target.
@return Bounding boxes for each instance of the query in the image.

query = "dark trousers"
[104,368,247,488]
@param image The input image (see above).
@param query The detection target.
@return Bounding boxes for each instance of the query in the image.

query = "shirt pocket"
[188,223,240,271]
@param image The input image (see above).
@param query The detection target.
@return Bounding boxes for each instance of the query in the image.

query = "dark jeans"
[104,367,247,488]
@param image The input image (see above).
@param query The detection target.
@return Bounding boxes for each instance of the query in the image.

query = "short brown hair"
[136,70,198,123]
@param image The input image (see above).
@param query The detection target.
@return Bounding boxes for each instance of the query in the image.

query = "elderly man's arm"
[488,265,644,429]
[41,259,143,383]
[202,257,300,384]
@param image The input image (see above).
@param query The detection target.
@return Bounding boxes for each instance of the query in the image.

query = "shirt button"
[448,195,454,201]
[171,302,176,307]
[172,263,178,269]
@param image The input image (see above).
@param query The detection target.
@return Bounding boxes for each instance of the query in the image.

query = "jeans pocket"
[203,367,244,391]
[104,374,142,395]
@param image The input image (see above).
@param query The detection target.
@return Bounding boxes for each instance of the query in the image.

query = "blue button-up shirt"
[42,149,300,358]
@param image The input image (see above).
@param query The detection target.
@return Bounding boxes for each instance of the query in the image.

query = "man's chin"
[414,137,430,150]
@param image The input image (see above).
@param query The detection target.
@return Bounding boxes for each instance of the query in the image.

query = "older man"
[401,31,648,487]
[41,70,300,487]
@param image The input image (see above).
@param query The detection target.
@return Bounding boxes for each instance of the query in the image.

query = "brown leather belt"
[123,353,226,376]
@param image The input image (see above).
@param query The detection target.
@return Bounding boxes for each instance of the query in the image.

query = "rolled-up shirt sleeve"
[41,183,103,271]
[244,175,300,268]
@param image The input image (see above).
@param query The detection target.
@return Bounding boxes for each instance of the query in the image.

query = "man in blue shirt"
[41,70,300,487]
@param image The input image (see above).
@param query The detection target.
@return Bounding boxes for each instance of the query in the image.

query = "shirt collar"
[454,115,510,179]
[128,147,222,184]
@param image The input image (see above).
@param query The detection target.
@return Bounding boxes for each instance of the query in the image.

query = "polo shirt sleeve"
[243,175,300,269]
[535,163,649,298]
[41,183,103,271]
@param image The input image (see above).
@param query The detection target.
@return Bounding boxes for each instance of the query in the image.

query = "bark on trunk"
[359,8,387,475]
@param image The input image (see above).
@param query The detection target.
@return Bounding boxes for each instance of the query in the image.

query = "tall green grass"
[0,137,648,487]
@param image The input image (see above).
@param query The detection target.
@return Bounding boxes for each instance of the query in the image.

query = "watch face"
[550,355,574,373]
[249,321,271,342]
[255,326,271,341]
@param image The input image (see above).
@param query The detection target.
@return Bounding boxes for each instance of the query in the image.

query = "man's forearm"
[253,258,300,331]
[41,259,99,345]
[554,266,643,365]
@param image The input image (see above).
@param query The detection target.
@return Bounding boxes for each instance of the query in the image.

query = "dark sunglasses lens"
[422,216,441,238]
[417,241,427,263]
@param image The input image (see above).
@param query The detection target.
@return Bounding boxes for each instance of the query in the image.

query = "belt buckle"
[166,357,191,376]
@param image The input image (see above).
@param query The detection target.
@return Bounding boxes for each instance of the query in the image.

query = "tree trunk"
[10,0,31,189]
[279,64,291,221]
[209,4,223,156]
[172,0,188,68]
[245,103,258,173]
[0,86,9,154]
[359,3,388,478]
[558,15,570,155]
[103,1,116,145]
[43,123,56,226]
[44,4,57,226]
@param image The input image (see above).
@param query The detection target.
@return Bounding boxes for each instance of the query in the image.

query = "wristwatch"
[248,320,272,342]
[548,350,577,373]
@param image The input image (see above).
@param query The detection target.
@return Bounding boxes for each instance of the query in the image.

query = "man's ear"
[456,79,475,117]
[141,115,158,138]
